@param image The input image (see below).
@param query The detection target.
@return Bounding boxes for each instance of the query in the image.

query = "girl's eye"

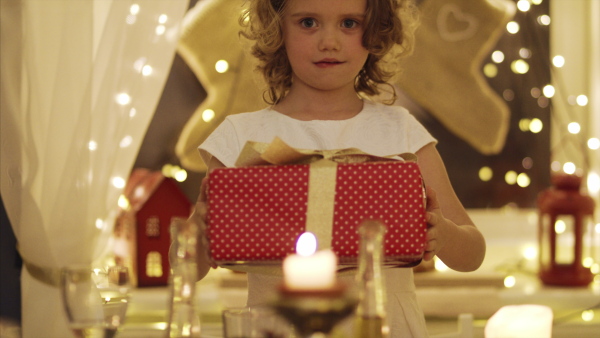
[300,18,316,28]
[342,19,358,29]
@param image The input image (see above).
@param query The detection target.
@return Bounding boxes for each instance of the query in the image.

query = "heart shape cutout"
[437,4,480,42]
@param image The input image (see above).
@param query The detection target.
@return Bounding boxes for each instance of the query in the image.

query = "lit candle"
[283,232,337,290]
[485,305,553,338]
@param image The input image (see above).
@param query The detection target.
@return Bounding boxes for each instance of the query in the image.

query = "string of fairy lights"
[480,0,599,196]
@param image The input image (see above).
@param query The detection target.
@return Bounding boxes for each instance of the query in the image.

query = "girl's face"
[281,0,369,95]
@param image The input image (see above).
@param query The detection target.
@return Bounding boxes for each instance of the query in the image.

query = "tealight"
[485,304,553,338]
[283,232,337,291]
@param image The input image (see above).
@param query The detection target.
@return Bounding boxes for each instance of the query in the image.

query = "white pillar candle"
[283,233,337,290]
[485,304,553,338]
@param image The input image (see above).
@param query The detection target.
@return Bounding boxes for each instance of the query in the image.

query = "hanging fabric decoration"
[176,0,265,172]
[394,0,516,154]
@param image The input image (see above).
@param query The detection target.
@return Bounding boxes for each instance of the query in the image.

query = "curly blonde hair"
[240,0,419,105]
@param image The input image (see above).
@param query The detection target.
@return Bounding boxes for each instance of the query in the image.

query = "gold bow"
[235,137,417,167]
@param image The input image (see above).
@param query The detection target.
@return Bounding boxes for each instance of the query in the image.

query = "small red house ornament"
[537,174,596,287]
[114,168,192,287]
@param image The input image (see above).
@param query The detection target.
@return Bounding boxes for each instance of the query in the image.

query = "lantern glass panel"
[555,216,575,265]
[583,218,599,267]
[540,214,551,266]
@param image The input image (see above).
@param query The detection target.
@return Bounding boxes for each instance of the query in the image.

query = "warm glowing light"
[155,25,166,35]
[491,50,505,63]
[589,138,600,150]
[537,15,551,25]
[592,263,600,274]
[529,118,543,133]
[517,173,531,188]
[483,64,498,78]
[112,176,126,189]
[576,95,588,106]
[532,0,543,5]
[504,275,516,288]
[582,310,595,322]
[130,4,140,15]
[174,169,188,182]
[507,21,520,34]
[283,245,337,290]
[554,220,566,234]
[158,14,168,24]
[434,257,449,272]
[88,140,98,151]
[215,60,229,73]
[162,164,189,183]
[519,48,531,58]
[563,162,576,174]
[479,166,493,182]
[202,109,215,122]
[542,84,555,98]
[582,257,594,268]
[517,0,531,12]
[522,157,533,170]
[142,65,153,76]
[523,246,537,260]
[162,164,173,177]
[95,218,104,230]
[296,232,317,256]
[505,171,517,185]
[120,136,133,148]
[519,118,530,132]
[568,122,581,134]
[129,108,137,118]
[182,284,191,298]
[118,195,130,209]
[552,55,565,68]
[588,172,600,194]
[511,59,529,74]
[116,93,131,105]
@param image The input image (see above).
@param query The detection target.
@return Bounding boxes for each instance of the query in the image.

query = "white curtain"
[0,0,189,336]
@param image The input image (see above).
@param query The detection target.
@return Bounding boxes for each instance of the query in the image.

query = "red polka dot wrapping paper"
[207,161,427,266]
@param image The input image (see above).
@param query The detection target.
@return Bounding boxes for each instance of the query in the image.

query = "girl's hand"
[423,186,449,261]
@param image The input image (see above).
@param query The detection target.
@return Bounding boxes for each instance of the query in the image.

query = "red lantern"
[537,174,597,286]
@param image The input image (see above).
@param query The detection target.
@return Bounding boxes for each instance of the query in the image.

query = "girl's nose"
[318,28,340,51]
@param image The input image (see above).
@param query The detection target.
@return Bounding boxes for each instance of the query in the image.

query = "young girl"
[194,0,486,336]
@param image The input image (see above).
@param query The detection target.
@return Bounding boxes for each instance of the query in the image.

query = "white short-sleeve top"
[199,100,436,337]
[199,100,436,167]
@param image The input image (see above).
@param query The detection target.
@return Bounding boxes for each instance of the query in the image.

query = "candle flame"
[296,232,317,256]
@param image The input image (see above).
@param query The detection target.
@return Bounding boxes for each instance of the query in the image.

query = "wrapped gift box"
[207,141,427,267]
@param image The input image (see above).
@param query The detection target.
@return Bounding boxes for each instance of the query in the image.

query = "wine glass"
[60,266,131,338]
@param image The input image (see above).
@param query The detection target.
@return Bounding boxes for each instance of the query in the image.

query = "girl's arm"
[416,143,486,272]
[195,156,226,280]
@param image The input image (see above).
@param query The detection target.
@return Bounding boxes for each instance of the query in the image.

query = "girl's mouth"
[315,59,344,67]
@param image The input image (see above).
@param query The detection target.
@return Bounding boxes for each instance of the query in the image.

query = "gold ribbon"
[305,159,337,249]
[235,136,417,167]
[234,137,416,250]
